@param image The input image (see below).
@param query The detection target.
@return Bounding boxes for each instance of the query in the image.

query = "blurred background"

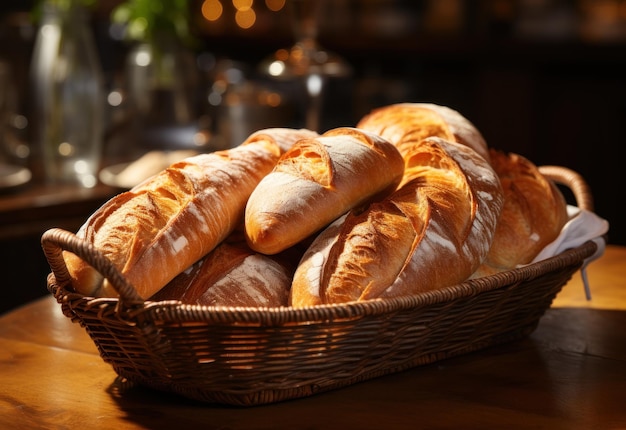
[0,0,624,312]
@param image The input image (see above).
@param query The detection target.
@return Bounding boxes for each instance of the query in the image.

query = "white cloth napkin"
[531,205,610,300]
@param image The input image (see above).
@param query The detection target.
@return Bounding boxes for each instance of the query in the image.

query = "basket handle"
[538,165,594,212]
[41,228,145,306]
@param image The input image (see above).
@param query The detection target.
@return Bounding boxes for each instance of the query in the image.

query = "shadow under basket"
[40,165,601,406]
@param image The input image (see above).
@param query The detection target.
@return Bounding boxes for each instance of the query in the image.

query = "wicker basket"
[41,165,599,406]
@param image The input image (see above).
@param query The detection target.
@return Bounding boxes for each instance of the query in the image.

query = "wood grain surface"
[0,245,624,430]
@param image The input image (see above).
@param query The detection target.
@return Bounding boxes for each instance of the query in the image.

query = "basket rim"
[47,239,598,326]
[43,163,600,326]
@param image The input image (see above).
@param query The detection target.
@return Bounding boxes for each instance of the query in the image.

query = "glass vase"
[30,0,104,188]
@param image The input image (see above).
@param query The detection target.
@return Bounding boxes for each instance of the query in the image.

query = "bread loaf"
[290,137,504,306]
[150,240,293,307]
[244,127,405,255]
[357,103,490,162]
[64,128,318,299]
[470,149,569,278]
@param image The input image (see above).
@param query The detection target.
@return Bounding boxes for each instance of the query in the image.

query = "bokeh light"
[265,0,285,12]
[235,7,256,29]
[202,0,223,21]
[199,0,285,29]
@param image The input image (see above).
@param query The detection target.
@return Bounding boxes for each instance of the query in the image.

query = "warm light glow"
[107,90,123,107]
[265,0,285,12]
[201,0,284,29]
[74,160,89,174]
[267,60,285,76]
[235,7,256,29]
[306,74,323,97]
[202,0,223,21]
[233,0,253,10]
[15,143,29,159]
[193,131,210,146]
[58,142,73,156]
[80,175,97,188]
[134,50,151,67]
[275,48,289,61]
[225,92,241,105]
[261,91,282,107]
[41,23,57,38]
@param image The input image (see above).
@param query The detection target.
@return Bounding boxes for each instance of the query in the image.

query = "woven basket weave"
[41,165,599,406]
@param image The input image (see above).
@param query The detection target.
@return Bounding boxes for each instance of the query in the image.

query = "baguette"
[290,137,504,306]
[150,240,293,307]
[470,149,569,278]
[244,127,405,255]
[64,128,318,299]
[357,102,490,162]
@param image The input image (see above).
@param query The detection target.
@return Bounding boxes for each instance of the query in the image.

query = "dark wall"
[1,1,623,248]
[375,42,625,246]
[191,1,624,244]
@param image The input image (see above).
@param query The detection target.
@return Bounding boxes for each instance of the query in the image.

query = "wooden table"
[0,245,624,430]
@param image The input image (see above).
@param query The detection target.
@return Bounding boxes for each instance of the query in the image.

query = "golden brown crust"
[290,137,504,306]
[471,149,569,277]
[244,127,405,255]
[64,128,317,299]
[150,241,292,307]
[357,102,490,163]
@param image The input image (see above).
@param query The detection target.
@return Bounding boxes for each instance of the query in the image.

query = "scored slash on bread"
[290,137,504,306]
[244,127,405,255]
[357,102,491,163]
[151,240,293,307]
[58,101,570,309]
[63,128,318,299]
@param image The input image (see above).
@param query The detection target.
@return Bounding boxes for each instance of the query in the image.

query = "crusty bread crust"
[61,104,566,308]
[470,149,569,277]
[151,241,292,307]
[357,103,490,163]
[244,127,405,255]
[290,137,504,306]
[64,128,317,299]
